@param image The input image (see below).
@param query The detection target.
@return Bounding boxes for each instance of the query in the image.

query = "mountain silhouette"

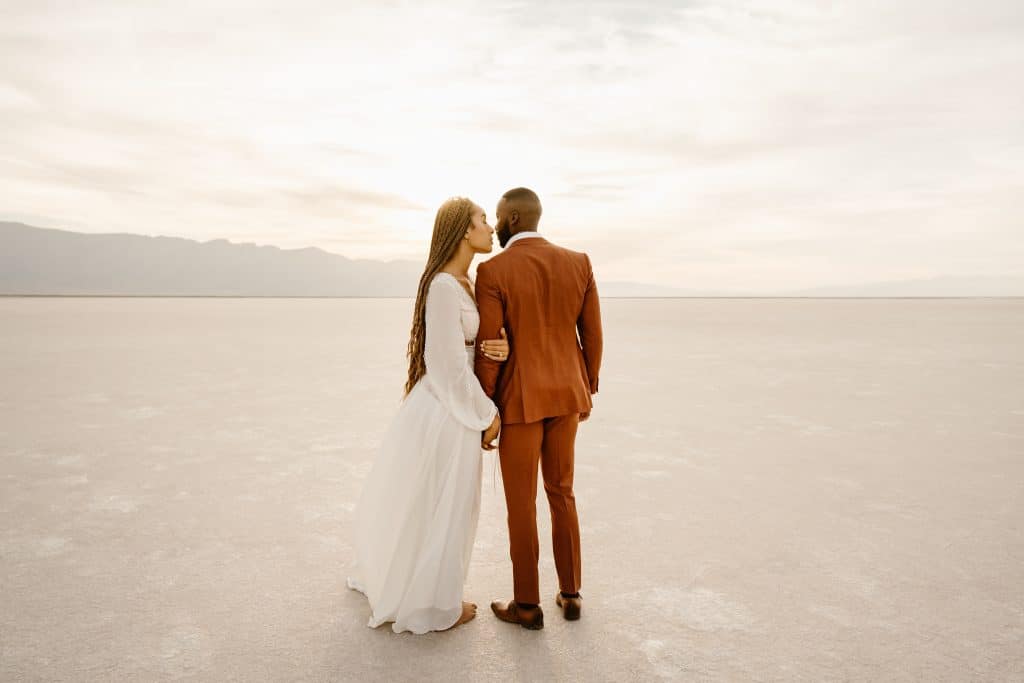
[0,221,422,296]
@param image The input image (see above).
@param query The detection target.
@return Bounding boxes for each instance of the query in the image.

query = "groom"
[474,187,603,630]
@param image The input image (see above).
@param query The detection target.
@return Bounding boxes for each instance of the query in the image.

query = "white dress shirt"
[505,231,544,248]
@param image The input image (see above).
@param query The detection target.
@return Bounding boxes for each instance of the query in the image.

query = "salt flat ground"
[1,297,1022,682]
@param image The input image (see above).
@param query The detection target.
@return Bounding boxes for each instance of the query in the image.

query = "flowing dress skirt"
[346,378,483,634]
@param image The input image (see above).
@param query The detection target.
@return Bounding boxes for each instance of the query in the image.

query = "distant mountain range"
[0,221,422,297]
[1,221,1022,297]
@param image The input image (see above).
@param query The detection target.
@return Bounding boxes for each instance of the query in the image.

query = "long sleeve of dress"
[424,276,499,432]
[473,261,504,399]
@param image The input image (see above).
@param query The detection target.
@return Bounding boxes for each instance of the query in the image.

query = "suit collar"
[505,232,549,249]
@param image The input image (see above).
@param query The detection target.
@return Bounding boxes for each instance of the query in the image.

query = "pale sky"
[2,0,1022,291]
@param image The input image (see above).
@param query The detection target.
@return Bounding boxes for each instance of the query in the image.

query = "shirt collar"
[505,231,543,248]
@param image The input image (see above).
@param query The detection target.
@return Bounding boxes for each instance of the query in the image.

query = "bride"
[346,196,509,634]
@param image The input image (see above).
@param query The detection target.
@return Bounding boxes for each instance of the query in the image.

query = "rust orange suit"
[474,235,603,605]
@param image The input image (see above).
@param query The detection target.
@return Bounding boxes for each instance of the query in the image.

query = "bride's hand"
[480,327,509,362]
[482,413,501,450]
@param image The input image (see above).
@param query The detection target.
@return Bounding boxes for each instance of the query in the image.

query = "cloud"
[0,0,1022,290]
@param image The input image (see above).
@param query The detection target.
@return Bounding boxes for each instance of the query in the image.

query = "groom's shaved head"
[501,187,542,228]
[495,187,542,247]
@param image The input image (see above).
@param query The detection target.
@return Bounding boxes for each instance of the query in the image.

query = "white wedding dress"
[346,272,498,634]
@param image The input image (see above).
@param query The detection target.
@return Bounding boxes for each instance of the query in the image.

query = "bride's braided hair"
[404,196,475,396]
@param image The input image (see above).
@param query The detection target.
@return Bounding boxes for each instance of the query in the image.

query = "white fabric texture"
[346,273,498,634]
[422,274,498,431]
[504,230,543,248]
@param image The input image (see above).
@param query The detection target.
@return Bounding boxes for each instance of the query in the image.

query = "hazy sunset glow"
[2,0,1022,291]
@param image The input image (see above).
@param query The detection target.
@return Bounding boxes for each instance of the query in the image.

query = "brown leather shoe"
[490,600,544,630]
[555,592,582,620]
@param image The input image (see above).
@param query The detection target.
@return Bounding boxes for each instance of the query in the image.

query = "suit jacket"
[474,235,603,424]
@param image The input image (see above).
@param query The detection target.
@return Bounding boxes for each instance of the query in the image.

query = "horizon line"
[3,295,1023,301]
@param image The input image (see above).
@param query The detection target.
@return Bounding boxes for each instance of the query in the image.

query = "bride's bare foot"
[445,601,477,630]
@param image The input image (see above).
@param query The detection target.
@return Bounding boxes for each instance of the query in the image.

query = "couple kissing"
[347,187,603,634]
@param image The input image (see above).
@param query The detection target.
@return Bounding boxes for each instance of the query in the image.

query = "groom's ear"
[509,210,519,228]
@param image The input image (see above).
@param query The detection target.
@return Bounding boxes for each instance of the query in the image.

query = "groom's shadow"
[503,626,557,679]
[486,604,607,680]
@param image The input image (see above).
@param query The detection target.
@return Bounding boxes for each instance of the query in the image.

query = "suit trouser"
[498,413,582,605]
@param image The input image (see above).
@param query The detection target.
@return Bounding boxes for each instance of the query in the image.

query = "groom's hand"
[580,411,591,423]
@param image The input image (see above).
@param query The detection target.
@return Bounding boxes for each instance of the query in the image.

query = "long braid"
[404,197,474,396]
